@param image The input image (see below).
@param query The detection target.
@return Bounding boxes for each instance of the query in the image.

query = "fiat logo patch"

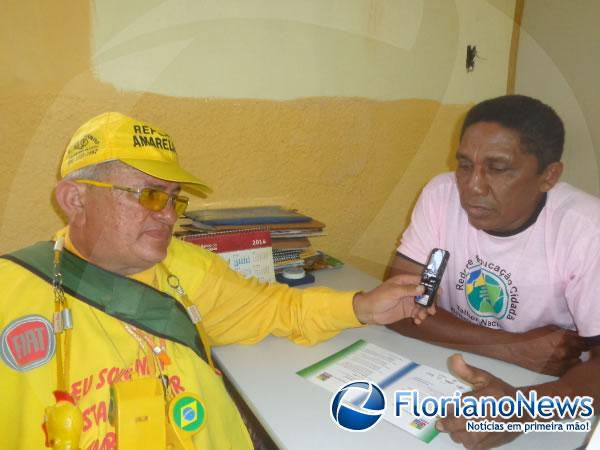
[1,315,55,371]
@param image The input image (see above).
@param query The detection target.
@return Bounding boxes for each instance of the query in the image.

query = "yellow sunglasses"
[75,179,189,216]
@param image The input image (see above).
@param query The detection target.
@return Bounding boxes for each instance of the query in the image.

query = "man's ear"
[540,161,563,192]
[54,180,87,224]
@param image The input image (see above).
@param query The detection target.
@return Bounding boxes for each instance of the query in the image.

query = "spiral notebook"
[181,229,275,282]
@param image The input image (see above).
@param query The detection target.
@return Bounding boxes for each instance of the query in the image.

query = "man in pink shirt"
[387,95,600,448]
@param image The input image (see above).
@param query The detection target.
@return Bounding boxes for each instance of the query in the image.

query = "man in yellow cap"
[0,112,432,450]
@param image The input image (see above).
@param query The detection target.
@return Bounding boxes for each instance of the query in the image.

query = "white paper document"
[297,339,469,443]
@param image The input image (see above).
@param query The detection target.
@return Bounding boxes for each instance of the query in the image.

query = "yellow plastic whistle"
[43,391,83,450]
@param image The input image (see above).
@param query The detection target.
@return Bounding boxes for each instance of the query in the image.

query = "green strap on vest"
[2,241,207,362]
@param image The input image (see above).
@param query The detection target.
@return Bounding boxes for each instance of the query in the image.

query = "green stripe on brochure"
[421,426,439,443]
[296,339,367,378]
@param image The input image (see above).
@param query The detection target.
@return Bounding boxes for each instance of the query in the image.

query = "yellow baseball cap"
[60,112,210,190]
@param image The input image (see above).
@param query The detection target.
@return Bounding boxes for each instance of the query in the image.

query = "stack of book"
[177,206,328,273]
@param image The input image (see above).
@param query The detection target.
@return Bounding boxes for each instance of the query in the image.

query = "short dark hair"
[460,95,565,172]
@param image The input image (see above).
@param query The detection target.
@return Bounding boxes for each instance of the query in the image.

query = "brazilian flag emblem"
[169,393,206,433]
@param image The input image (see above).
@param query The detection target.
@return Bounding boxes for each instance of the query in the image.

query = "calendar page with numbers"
[181,229,276,282]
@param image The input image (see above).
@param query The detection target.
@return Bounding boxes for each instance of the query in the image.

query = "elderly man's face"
[455,121,551,233]
[77,164,180,274]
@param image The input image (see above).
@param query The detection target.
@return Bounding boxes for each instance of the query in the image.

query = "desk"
[214,265,591,450]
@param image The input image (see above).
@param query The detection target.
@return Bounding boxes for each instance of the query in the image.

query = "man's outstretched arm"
[386,254,586,376]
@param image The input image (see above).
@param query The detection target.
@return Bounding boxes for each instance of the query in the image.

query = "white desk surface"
[213,265,591,450]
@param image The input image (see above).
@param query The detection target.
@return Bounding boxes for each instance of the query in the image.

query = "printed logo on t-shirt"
[1,315,55,371]
[465,266,508,318]
[454,255,521,328]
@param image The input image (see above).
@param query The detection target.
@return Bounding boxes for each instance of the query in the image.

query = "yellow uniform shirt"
[0,229,360,449]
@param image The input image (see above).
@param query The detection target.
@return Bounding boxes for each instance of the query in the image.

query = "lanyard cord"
[124,324,171,367]
[52,237,72,392]
[123,324,180,401]
[162,264,215,370]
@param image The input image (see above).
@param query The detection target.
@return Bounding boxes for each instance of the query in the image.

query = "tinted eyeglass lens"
[139,189,169,212]
[174,197,188,215]
[139,188,188,215]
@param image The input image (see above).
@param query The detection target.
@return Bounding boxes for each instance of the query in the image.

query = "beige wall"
[92,0,514,102]
[1,0,516,279]
[515,0,600,196]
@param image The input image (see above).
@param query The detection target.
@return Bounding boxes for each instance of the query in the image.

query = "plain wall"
[515,0,600,196]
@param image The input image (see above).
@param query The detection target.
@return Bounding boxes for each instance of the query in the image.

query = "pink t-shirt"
[398,172,600,338]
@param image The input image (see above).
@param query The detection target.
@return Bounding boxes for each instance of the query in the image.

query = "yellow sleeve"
[192,253,363,346]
